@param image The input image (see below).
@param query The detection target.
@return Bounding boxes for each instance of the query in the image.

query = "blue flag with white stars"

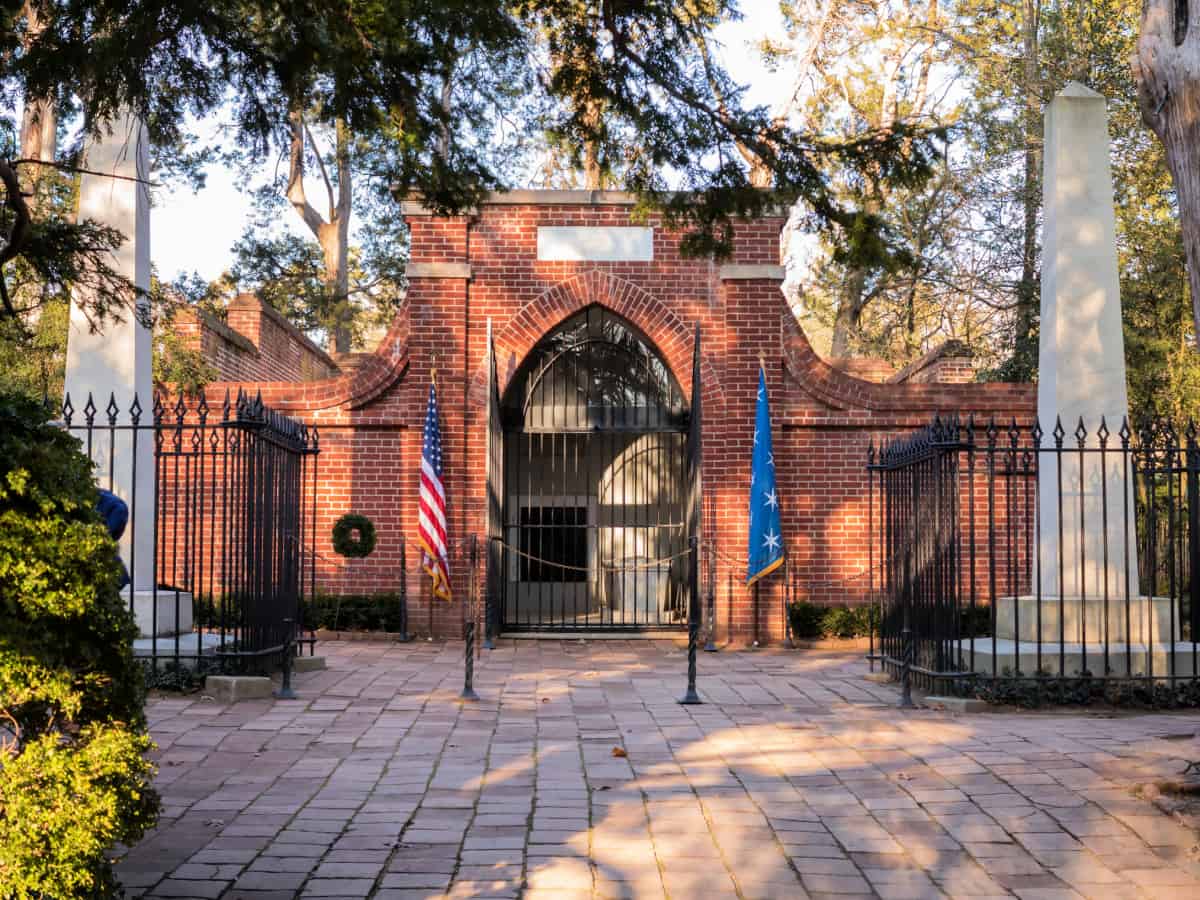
[747,365,784,585]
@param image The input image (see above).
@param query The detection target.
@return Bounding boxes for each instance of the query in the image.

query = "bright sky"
[149,6,789,285]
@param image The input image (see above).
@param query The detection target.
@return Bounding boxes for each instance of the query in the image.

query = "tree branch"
[286,110,327,237]
[303,120,337,219]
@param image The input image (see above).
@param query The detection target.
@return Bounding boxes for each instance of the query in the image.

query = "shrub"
[0,392,159,898]
[787,601,876,640]
[787,601,827,639]
[305,592,407,632]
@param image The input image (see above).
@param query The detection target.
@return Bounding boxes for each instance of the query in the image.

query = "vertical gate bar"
[1187,426,1199,676]
[1034,420,1043,678]
[1148,432,1158,684]
[1007,423,1018,676]
[679,534,701,704]
[1100,423,1111,679]
[1078,423,1088,677]
[1169,428,1178,686]
[988,421,998,682]
[868,442,875,672]
[1122,421,1132,679]
[1056,420,1065,679]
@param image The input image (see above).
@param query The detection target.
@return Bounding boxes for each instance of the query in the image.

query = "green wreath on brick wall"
[332,513,377,559]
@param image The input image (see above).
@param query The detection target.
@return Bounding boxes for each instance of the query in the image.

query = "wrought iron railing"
[869,415,1200,701]
[61,389,319,673]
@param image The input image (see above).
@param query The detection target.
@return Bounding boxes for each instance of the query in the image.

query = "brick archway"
[468,270,724,412]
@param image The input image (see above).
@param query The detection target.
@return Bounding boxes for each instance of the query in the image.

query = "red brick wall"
[193,194,1036,643]
[174,294,340,384]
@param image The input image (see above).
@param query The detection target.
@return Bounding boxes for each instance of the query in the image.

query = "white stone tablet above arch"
[536,226,654,262]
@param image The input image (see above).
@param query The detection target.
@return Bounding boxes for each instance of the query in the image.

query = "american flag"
[418,379,452,601]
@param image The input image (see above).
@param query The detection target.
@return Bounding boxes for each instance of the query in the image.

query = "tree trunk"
[1014,0,1041,371]
[1136,0,1200,349]
[18,0,56,206]
[830,267,869,357]
[327,118,352,354]
[583,98,604,190]
[286,108,354,354]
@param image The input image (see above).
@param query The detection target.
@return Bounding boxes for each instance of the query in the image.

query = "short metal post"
[482,593,495,650]
[783,562,795,649]
[899,624,915,709]
[868,595,876,674]
[704,542,717,652]
[679,536,702,704]
[483,539,495,650]
[398,540,411,642]
[427,582,435,641]
[275,617,298,700]
[462,618,479,701]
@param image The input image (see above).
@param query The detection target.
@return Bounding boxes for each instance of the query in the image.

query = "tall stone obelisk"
[63,113,156,594]
[1036,83,1139,602]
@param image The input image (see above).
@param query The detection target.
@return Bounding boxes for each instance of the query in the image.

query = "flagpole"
[756,352,762,646]
[428,356,437,641]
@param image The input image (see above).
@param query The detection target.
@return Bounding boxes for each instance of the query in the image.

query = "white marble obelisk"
[1036,83,1139,601]
[63,113,157,596]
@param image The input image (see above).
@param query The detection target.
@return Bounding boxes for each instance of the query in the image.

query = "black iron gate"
[62,389,319,670]
[496,306,693,631]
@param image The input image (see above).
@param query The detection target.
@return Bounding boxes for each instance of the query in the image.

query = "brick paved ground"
[117,641,1200,899]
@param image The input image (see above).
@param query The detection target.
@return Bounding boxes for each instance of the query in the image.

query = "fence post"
[679,535,702,705]
[483,536,495,650]
[275,617,298,700]
[1189,427,1200,643]
[704,540,717,652]
[398,538,411,642]
[461,536,479,701]
[899,622,914,709]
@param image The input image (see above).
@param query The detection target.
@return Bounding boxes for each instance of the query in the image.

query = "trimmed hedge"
[787,601,994,642]
[305,592,406,632]
[787,602,876,640]
[0,392,159,897]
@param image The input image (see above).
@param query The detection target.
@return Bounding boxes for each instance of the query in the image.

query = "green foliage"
[3,1,941,340]
[227,184,408,351]
[787,602,875,640]
[0,294,68,401]
[305,592,408,633]
[975,672,1200,709]
[0,391,158,897]
[331,513,378,559]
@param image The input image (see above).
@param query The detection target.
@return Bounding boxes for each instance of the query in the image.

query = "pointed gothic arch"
[496,304,693,630]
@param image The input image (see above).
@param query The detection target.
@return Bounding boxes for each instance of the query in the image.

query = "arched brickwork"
[468,269,724,414]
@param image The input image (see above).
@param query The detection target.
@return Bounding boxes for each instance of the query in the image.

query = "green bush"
[787,602,876,640]
[787,601,827,639]
[0,392,159,898]
[305,592,407,632]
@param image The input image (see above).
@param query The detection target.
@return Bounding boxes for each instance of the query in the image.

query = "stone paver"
[116,640,1200,898]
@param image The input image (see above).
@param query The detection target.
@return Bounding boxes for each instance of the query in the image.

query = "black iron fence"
[61,389,319,674]
[870,415,1200,700]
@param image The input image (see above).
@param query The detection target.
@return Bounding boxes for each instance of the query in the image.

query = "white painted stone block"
[125,588,193,638]
[63,113,156,590]
[536,226,653,262]
[995,594,1179,644]
[1036,83,1139,597]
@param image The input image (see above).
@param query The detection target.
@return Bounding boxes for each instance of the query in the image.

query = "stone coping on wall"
[190,307,256,354]
[228,293,340,372]
[398,189,791,217]
[886,339,975,385]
